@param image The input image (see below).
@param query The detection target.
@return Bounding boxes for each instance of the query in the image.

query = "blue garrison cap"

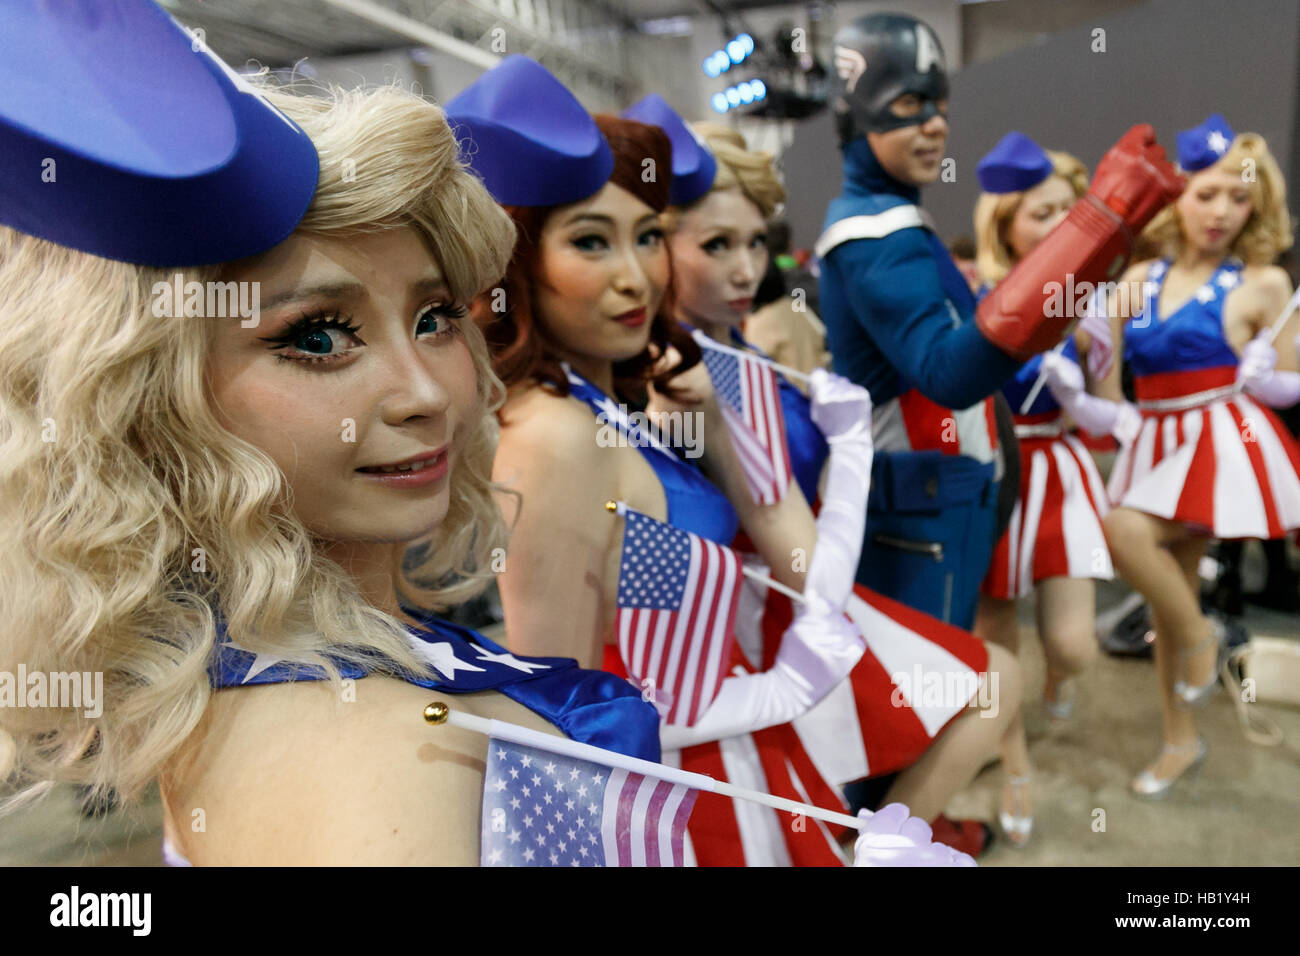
[1177,114,1235,172]
[0,0,319,267]
[622,94,717,206]
[446,55,613,207]
[976,132,1053,194]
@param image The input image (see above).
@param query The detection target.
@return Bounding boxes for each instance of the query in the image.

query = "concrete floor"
[954,582,1300,866]
[2,588,1298,866]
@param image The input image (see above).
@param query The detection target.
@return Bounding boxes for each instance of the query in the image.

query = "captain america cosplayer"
[817,12,1183,629]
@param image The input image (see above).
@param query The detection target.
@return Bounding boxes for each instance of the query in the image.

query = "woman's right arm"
[492,394,619,669]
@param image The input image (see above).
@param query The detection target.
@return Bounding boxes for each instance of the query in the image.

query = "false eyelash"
[258,310,362,348]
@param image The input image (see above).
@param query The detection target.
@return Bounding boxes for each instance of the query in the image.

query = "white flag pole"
[691,328,811,383]
[606,500,806,606]
[425,702,865,830]
[1018,338,1070,415]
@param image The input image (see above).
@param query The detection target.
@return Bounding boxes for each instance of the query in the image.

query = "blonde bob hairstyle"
[0,83,517,813]
[666,122,786,227]
[1140,132,1293,266]
[973,150,1089,286]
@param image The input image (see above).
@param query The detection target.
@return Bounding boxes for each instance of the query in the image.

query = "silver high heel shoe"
[1129,738,1208,800]
[1043,678,1075,721]
[1173,619,1228,709]
[998,775,1033,847]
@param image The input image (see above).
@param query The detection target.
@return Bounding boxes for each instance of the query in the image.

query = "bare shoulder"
[1121,258,1159,285]
[1241,263,1292,296]
[497,385,608,466]
[160,676,560,866]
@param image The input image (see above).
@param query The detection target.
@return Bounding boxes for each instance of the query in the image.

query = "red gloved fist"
[1089,123,1185,232]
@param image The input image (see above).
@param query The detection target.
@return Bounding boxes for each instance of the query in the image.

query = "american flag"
[699,341,793,505]
[616,506,742,727]
[1078,291,1115,382]
[479,738,698,866]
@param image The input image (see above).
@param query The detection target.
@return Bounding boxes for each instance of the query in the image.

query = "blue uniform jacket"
[818,138,1022,412]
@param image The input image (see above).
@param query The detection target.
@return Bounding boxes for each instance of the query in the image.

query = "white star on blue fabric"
[1217,270,1240,289]
[408,639,486,679]
[1196,285,1216,304]
[474,648,551,673]
[1207,130,1230,155]
[221,638,285,684]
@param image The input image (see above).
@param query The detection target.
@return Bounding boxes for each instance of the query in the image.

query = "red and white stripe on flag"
[700,341,793,506]
[1078,300,1114,382]
[600,768,698,867]
[735,354,792,505]
[616,508,743,727]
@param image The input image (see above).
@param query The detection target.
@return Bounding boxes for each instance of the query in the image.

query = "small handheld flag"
[612,502,742,726]
[695,331,794,505]
[424,701,869,868]
[479,737,697,867]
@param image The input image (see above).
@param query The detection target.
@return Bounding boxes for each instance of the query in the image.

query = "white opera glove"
[1239,334,1300,407]
[852,804,977,867]
[658,609,864,749]
[805,369,873,617]
[1040,349,1085,400]
[809,367,873,445]
[1042,351,1142,440]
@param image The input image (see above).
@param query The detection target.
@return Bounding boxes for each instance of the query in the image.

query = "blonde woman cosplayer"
[1101,117,1300,799]
[0,82,658,865]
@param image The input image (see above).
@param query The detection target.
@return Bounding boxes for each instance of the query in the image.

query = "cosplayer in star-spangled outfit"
[0,1,670,867]
[816,13,1182,648]
[625,94,1017,860]
[1101,114,1300,799]
[970,132,1140,847]
[448,56,972,866]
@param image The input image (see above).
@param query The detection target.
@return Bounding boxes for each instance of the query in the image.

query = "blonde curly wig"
[1140,132,1292,266]
[974,150,1089,286]
[666,122,786,226]
[0,83,517,814]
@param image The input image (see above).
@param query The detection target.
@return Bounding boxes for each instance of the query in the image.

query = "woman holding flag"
[968,132,1139,845]
[621,99,1022,858]
[0,5,674,866]
[1101,115,1300,798]
[452,56,984,865]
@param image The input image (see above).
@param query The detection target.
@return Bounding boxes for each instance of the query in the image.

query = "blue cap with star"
[976,131,1053,194]
[446,55,613,208]
[1177,114,1236,172]
[621,94,717,206]
[0,0,319,267]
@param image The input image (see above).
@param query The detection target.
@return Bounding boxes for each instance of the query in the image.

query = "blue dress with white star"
[208,608,662,761]
[1107,256,1300,538]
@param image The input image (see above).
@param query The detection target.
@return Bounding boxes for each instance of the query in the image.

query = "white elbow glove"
[658,370,872,750]
[1041,351,1142,442]
[658,609,864,749]
[804,368,873,617]
[1239,335,1300,408]
[852,804,978,867]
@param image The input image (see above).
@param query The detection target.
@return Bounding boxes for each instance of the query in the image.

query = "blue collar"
[842,136,921,205]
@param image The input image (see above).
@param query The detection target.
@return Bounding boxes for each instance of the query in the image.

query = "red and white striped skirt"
[1108,371,1300,538]
[601,579,990,867]
[983,422,1113,600]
